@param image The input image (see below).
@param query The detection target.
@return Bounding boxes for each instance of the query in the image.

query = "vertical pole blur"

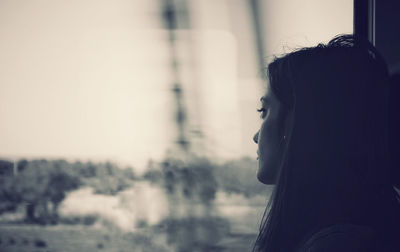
[249,0,267,73]
[162,0,189,154]
[354,0,375,45]
[159,3,221,250]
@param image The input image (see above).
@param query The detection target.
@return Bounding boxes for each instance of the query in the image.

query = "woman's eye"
[257,108,267,118]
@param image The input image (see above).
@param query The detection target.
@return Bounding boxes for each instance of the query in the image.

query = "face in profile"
[253,87,285,184]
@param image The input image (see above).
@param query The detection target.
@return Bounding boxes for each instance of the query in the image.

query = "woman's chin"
[257,163,277,185]
[256,168,269,184]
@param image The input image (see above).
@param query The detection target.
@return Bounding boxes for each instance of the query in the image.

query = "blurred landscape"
[0,156,271,252]
[0,1,351,251]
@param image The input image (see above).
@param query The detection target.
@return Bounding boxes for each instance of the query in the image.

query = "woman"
[253,35,400,251]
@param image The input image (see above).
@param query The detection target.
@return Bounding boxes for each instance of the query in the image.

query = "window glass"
[0,1,353,250]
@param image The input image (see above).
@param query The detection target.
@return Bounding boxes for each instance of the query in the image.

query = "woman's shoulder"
[297,223,376,252]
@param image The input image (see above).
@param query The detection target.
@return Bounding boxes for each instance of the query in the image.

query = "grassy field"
[0,224,171,252]
[0,222,258,252]
[0,184,266,251]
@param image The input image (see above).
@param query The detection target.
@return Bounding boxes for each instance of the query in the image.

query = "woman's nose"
[253,131,259,144]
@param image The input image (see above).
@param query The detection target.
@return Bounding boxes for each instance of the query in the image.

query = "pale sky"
[0,0,352,172]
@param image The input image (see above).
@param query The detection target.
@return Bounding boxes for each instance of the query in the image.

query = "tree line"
[0,159,135,224]
[0,156,265,224]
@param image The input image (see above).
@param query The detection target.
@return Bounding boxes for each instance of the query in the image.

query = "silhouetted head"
[253,35,393,251]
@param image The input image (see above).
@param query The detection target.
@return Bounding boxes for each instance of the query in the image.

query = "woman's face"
[253,87,285,184]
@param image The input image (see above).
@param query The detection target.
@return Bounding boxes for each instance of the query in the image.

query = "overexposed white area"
[0,0,353,172]
[261,0,353,57]
[0,0,173,171]
[59,181,169,231]
[58,181,266,233]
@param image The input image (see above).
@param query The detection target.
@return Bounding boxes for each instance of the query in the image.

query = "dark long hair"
[253,35,397,251]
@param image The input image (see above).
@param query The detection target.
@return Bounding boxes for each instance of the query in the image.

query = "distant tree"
[160,156,218,204]
[7,159,80,223]
[44,160,80,220]
[122,166,135,180]
[142,159,163,183]
[0,159,13,176]
[81,161,134,195]
[214,157,266,196]
[0,159,17,212]
[0,158,135,223]
[12,160,51,221]
[186,157,218,203]
[17,159,29,173]
[73,161,97,178]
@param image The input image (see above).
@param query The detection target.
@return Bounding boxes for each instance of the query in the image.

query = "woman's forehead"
[263,86,275,98]
[261,87,280,106]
